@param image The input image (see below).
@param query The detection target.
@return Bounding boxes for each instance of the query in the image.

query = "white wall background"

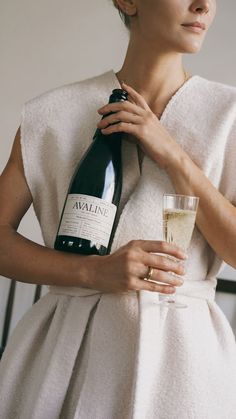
[0,0,236,338]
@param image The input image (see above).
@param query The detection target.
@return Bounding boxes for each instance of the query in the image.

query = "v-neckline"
[110,69,197,124]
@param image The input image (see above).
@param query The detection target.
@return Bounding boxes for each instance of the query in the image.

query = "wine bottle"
[54,88,128,255]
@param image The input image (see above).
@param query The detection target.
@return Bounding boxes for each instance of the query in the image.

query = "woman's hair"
[112,1,131,31]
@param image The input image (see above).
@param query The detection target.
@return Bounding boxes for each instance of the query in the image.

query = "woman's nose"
[191,1,210,15]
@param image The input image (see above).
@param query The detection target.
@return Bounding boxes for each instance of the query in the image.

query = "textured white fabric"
[0,70,236,419]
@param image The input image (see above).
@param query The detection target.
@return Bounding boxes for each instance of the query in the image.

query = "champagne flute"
[156,193,199,309]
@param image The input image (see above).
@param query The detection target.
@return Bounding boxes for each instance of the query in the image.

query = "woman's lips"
[181,24,205,33]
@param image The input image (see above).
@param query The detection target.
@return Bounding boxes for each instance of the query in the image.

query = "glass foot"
[155,296,188,309]
[162,300,188,309]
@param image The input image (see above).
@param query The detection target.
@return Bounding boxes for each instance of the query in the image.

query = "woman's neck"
[115,38,190,116]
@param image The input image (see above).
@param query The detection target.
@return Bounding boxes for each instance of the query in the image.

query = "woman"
[0,0,236,418]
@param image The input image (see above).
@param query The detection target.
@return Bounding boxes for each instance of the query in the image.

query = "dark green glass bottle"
[54,88,128,255]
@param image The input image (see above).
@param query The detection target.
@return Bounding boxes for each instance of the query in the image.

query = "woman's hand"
[86,240,187,294]
[97,82,182,169]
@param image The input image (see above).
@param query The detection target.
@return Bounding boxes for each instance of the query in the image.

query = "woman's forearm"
[0,225,94,287]
[166,150,236,268]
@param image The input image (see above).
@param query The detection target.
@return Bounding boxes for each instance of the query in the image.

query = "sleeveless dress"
[0,70,236,419]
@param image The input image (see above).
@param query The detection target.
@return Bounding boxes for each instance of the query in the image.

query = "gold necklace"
[183,68,191,83]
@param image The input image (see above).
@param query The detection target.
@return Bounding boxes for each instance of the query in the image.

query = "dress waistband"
[48,278,217,301]
[174,278,216,301]
[48,285,102,298]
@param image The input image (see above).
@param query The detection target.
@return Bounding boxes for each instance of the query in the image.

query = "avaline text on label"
[58,194,117,247]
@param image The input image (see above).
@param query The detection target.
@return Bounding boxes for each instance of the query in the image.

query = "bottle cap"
[110,89,128,103]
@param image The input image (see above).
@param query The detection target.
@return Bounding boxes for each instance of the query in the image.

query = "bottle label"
[58,194,117,248]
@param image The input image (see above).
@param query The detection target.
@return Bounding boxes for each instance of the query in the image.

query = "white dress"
[0,70,236,419]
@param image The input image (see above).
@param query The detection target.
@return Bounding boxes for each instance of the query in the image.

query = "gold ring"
[144,266,154,281]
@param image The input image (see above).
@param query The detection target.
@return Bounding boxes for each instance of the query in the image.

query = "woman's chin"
[177,41,204,54]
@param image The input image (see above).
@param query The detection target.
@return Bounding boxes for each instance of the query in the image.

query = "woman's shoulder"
[194,75,236,103]
[23,70,114,112]
[186,75,236,125]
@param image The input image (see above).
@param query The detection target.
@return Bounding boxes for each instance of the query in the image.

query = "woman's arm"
[0,127,186,293]
[166,150,236,269]
[97,81,236,268]
[0,127,92,287]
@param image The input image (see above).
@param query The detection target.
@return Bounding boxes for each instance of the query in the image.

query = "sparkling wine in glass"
[157,194,199,309]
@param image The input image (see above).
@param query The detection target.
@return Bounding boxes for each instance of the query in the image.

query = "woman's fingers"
[137,260,184,286]
[97,110,142,129]
[127,240,186,293]
[144,253,185,276]
[98,100,145,117]
[138,240,187,260]
[146,268,183,286]
[121,82,151,111]
[133,277,176,294]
